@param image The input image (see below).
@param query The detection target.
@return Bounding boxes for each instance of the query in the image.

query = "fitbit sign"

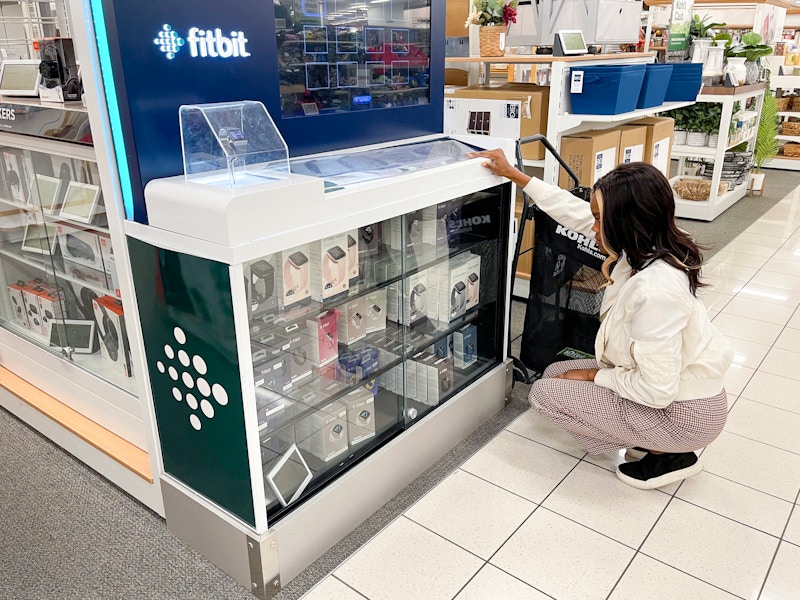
[154,24,251,60]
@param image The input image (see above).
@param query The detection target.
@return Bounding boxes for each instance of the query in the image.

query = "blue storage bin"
[569,65,647,115]
[664,63,703,101]
[637,64,673,109]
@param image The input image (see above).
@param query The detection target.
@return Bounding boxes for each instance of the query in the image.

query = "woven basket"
[673,178,730,201]
[784,143,800,157]
[782,121,800,136]
[479,25,507,57]
[776,96,791,112]
[791,96,800,111]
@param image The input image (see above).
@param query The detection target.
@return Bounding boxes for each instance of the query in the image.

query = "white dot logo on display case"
[154,326,229,431]
[153,24,251,60]
[153,24,185,60]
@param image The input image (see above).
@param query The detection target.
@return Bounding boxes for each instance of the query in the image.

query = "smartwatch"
[450,281,466,317]
[467,272,479,306]
[323,246,347,290]
[331,423,344,440]
[407,217,422,245]
[284,251,309,296]
[410,283,426,318]
[440,377,451,393]
[249,259,275,311]
[361,225,374,245]
[322,331,336,350]
[219,127,248,157]
[351,312,363,331]
[358,409,372,426]
[368,303,381,317]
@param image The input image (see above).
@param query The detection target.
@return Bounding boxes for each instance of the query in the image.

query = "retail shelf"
[556,101,696,134]
[671,132,756,159]
[0,196,111,235]
[777,134,800,142]
[672,180,748,221]
[778,111,800,117]
[772,75,800,90]
[522,158,545,168]
[0,131,96,162]
[768,155,800,170]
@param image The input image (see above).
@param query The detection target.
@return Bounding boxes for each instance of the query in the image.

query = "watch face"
[413,283,426,295]
[361,225,374,244]
[453,281,466,293]
[288,251,308,267]
[227,127,246,142]
[251,259,274,279]
[327,245,346,261]
[347,234,356,249]
[468,272,479,283]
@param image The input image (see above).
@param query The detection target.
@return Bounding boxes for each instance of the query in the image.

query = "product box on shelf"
[92,295,132,377]
[340,386,375,445]
[306,309,339,366]
[36,284,67,339]
[364,288,387,333]
[337,296,367,346]
[443,96,523,140]
[245,255,279,316]
[277,244,311,308]
[615,125,647,165]
[20,281,46,336]
[63,259,110,290]
[357,223,382,260]
[405,271,429,325]
[631,117,674,177]
[295,401,349,463]
[558,129,620,188]
[460,253,481,311]
[254,386,295,434]
[453,324,478,370]
[431,260,468,322]
[253,354,292,395]
[271,324,315,384]
[447,84,550,159]
[345,230,359,284]
[57,224,104,271]
[7,281,30,329]
[407,351,423,402]
[310,234,349,300]
[358,345,379,397]
[421,202,450,258]
[415,351,454,406]
[337,349,361,385]
[433,336,449,358]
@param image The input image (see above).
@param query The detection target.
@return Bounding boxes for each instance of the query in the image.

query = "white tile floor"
[300,186,800,600]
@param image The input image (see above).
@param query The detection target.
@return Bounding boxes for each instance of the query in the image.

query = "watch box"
[253,354,292,395]
[337,296,367,346]
[306,309,339,366]
[245,255,278,316]
[294,401,348,463]
[278,244,311,308]
[341,386,375,445]
[310,234,349,300]
[453,324,478,370]
[364,288,387,333]
[346,230,359,284]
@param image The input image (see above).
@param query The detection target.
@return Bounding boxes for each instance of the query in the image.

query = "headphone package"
[92,295,132,377]
[56,223,105,271]
[7,281,31,330]
[34,285,67,340]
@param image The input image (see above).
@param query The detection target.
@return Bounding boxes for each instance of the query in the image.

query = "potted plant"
[705,103,723,147]
[689,15,726,64]
[664,107,689,144]
[465,0,519,57]
[727,32,773,84]
[751,74,779,194]
[685,104,708,146]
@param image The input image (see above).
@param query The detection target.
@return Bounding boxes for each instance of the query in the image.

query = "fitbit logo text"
[154,24,251,60]
[186,27,251,58]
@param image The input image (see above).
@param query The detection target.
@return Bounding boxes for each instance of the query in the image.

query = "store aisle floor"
[299,185,800,600]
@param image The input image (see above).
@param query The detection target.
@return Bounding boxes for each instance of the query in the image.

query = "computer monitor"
[0,60,43,97]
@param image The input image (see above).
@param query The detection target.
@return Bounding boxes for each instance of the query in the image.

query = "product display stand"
[671,83,766,221]
[771,74,800,171]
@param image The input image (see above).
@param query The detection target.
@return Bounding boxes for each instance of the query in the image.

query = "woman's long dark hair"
[593,162,706,295]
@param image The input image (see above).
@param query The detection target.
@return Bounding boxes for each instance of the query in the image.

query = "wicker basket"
[479,25,507,57]
[776,96,791,112]
[791,96,800,111]
[673,178,730,201]
[782,121,800,136]
[784,143,800,157]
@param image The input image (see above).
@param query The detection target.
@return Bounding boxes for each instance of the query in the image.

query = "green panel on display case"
[127,237,255,527]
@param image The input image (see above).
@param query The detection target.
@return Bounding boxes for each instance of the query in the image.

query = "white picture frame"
[0,59,43,97]
[556,30,588,55]
[28,174,63,214]
[20,222,58,254]
[49,319,98,353]
[59,181,101,224]
[266,443,313,508]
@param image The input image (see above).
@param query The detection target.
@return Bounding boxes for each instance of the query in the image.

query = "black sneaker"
[616,452,702,490]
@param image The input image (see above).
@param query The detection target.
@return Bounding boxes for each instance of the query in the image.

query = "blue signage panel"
[93,0,444,224]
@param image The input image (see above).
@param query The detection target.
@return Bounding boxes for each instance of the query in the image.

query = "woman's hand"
[553,368,599,381]
[467,149,531,188]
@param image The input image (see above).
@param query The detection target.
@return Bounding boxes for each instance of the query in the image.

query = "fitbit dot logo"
[154,23,251,60]
[154,326,230,431]
[153,24,185,60]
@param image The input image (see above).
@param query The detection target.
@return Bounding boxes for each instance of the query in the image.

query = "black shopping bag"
[519,207,608,374]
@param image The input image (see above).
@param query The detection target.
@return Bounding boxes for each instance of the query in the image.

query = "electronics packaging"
[295,401,348,462]
[364,288,387,333]
[453,324,478,370]
[92,295,132,377]
[310,234,349,300]
[245,255,278,316]
[421,202,450,258]
[306,309,339,366]
[253,354,292,395]
[278,244,311,308]
[345,230,359,283]
[405,271,428,325]
[337,296,367,345]
[414,351,453,406]
[56,224,104,271]
[255,386,295,435]
[341,386,375,445]
[7,281,30,329]
[21,281,49,337]
[36,284,67,340]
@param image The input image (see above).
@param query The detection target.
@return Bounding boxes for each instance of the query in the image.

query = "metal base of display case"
[161,360,512,598]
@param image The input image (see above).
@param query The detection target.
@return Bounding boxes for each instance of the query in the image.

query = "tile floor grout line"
[503,427,588,460]
[455,466,550,506]
[668,495,786,540]
[696,466,799,504]
[733,396,800,417]
[329,574,371,600]
[756,487,800,599]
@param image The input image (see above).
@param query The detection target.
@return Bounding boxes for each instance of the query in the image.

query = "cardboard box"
[616,125,648,166]
[448,84,550,159]
[514,206,535,279]
[559,129,620,188]
[631,117,674,177]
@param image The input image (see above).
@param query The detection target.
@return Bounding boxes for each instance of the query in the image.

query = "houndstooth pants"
[528,359,728,456]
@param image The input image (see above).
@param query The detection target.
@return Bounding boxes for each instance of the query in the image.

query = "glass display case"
[245,184,508,521]
[0,138,135,393]
[130,125,514,591]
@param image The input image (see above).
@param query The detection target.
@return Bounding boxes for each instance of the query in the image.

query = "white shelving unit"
[770,74,800,171]
[670,83,766,221]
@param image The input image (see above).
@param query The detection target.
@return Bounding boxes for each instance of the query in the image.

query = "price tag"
[571,71,584,94]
